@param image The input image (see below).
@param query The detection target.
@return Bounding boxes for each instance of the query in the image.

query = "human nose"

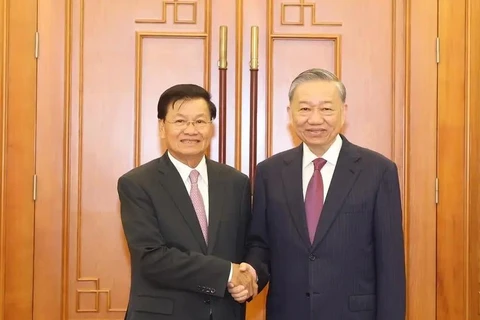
[183,121,198,133]
[307,108,325,124]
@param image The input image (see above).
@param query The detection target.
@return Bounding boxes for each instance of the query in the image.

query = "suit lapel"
[157,153,208,254]
[206,160,225,255]
[312,137,362,249]
[282,145,312,248]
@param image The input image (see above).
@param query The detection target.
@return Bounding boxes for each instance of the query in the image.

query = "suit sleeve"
[240,176,252,252]
[245,165,270,292]
[118,175,231,298]
[374,162,406,320]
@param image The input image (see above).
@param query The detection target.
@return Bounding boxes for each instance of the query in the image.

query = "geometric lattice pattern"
[136,0,198,24]
[76,278,126,312]
[281,0,342,26]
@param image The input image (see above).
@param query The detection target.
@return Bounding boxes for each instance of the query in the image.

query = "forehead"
[292,80,340,102]
[167,98,209,116]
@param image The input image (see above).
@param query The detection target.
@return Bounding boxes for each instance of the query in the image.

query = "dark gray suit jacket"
[246,135,406,320]
[118,152,251,320]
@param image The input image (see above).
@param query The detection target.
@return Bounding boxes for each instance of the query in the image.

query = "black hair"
[157,84,217,120]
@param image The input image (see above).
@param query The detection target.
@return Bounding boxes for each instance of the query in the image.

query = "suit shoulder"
[354,144,397,170]
[256,147,299,170]
[118,158,159,184]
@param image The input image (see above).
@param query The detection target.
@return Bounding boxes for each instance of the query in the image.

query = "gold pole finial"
[219,26,228,69]
[250,26,259,70]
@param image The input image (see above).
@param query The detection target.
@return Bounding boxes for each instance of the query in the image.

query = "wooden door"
[436,0,480,319]
[33,1,437,320]
[0,0,37,319]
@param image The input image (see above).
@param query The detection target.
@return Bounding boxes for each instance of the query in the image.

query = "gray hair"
[288,68,346,103]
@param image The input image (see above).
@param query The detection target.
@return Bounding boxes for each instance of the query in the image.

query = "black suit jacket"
[246,135,406,320]
[118,152,251,320]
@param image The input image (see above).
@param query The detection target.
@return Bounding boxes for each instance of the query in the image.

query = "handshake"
[227,262,258,303]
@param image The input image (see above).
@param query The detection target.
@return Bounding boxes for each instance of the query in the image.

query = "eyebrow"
[298,100,333,106]
[173,113,208,119]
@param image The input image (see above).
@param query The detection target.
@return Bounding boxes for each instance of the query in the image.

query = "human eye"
[298,106,311,112]
[196,119,207,125]
[175,119,186,124]
[321,107,335,115]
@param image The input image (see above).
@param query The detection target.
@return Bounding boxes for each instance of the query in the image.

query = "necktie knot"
[313,158,327,171]
[189,170,200,184]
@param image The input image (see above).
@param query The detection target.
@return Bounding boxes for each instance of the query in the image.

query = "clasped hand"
[227,262,258,303]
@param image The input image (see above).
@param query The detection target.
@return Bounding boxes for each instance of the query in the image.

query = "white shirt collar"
[302,134,343,168]
[168,151,209,184]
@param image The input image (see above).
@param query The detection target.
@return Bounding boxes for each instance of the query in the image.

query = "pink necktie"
[305,158,327,244]
[189,170,208,243]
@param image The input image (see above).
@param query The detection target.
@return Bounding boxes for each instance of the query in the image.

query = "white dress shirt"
[168,152,233,282]
[168,152,209,221]
[302,134,343,201]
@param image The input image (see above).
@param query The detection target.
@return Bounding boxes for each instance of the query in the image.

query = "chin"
[180,147,205,155]
[305,136,328,144]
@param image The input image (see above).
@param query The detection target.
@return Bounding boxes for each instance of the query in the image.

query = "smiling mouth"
[180,139,200,144]
[306,129,327,135]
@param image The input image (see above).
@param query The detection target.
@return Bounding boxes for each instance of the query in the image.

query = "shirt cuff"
[228,263,233,282]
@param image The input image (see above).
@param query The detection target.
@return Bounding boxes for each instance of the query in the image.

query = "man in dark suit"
[240,68,406,319]
[117,84,257,320]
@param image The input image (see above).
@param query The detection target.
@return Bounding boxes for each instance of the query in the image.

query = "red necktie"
[305,158,327,243]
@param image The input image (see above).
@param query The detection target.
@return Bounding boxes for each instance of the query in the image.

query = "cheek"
[202,127,214,139]
[166,131,182,142]
[325,116,341,128]
[292,117,307,129]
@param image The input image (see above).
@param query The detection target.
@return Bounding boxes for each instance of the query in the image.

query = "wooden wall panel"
[0,0,5,316]
[467,1,480,318]
[33,1,66,319]
[437,0,467,318]
[406,0,438,319]
[0,0,37,320]
[437,0,480,319]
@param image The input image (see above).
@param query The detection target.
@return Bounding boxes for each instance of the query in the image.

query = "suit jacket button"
[211,288,216,294]
[309,254,316,261]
